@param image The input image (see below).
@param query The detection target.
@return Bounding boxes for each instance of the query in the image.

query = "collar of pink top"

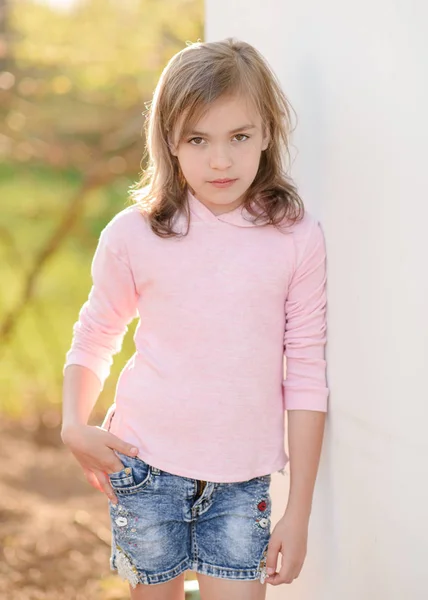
[187,189,260,228]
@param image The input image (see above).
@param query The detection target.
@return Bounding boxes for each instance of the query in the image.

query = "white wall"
[205,2,428,598]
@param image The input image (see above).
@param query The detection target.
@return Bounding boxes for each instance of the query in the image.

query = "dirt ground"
[0,413,146,600]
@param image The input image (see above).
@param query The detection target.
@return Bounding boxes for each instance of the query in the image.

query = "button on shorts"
[107,451,272,587]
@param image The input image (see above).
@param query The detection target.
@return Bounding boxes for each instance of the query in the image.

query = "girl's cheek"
[182,146,205,159]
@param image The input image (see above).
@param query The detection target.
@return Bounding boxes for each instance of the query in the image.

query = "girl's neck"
[189,187,244,216]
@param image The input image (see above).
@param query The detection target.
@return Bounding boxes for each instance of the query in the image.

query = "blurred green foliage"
[0,0,203,418]
[2,0,203,168]
[0,162,137,417]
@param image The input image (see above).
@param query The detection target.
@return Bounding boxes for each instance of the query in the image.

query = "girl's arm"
[61,363,139,503]
[283,217,328,414]
[265,216,328,585]
[61,216,140,501]
[266,410,326,586]
[63,216,139,391]
[62,364,102,432]
[283,216,329,514]
[285,409,326,518]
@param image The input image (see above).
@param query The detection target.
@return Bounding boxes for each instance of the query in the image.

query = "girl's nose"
[209,147,232,170]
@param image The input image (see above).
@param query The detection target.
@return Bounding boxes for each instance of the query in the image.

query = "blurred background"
[0,0,203,597]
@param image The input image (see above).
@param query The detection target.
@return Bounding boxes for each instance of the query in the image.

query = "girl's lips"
[209,179,237,188]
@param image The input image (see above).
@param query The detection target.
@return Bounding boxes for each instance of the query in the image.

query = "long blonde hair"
[129,38,304,237]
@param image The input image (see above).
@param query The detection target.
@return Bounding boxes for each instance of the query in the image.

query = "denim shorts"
[107,451,272,587]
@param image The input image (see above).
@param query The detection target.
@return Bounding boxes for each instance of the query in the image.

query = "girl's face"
[170,95,270,215]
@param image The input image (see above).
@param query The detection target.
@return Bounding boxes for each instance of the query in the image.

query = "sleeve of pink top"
[64,220,138,389]
[283,217,329,411]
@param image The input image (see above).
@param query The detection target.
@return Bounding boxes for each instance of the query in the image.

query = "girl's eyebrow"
[187,124,256,137]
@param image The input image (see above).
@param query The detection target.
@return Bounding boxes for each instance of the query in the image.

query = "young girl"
[62,38,328,600]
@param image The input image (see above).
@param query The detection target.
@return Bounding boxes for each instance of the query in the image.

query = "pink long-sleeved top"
[64,190,328,483]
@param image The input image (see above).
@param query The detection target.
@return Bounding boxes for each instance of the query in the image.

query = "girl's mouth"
[209,179,237,188]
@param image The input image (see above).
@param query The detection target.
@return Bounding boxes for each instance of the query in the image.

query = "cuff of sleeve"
[63,350,111,389]
[283,384,329,412]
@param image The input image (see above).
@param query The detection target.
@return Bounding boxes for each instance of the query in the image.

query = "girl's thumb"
[109,433,139,456]
[265,540,280,576]
[123,443,139,456]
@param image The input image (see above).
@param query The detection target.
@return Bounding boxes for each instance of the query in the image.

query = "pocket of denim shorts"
[107,454,152,495]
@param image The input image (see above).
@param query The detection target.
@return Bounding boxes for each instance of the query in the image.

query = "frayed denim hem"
[191,560,265,582]
[111,550,189,587]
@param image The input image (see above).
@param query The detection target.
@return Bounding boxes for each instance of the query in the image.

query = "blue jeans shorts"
[107,451,272,587]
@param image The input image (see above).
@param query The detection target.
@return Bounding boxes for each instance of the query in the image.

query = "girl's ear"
[168,131,179,156]
[261,126,271,151]
[168,139,178,156]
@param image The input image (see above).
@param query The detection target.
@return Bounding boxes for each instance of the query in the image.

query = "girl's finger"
[275,559,298,585]
[93,469,118,505]
[82,467,104,492]
[78,448,123,476]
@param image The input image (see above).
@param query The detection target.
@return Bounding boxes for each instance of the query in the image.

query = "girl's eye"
[233,134,249,142]
[189,137,205,145]
[188,134,249,145]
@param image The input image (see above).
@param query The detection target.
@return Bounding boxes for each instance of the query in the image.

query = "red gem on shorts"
[258,501,267,512]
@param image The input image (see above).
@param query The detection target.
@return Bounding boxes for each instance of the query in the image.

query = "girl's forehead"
[198,96,260,122]
[175,95,263,137]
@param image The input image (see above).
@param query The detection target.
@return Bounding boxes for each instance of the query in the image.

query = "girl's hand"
[265,509,309,585]
[61,424,139,504]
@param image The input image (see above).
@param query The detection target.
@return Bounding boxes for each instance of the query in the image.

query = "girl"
[62,38,328,600]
